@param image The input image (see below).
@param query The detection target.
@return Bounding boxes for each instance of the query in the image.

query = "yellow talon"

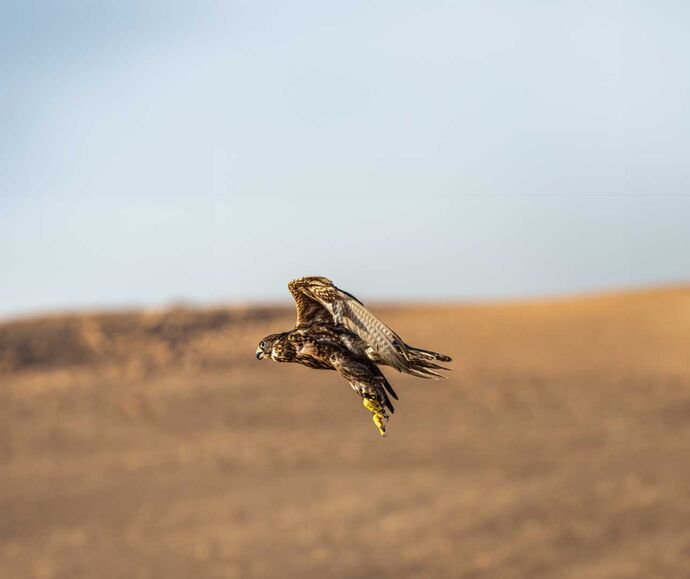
[362,398,388,437]
[372,413,387,437]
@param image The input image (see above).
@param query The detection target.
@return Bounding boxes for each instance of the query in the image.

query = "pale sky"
[1,1,689,318]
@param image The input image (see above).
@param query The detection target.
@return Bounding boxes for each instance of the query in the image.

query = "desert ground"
[1,287,689,578]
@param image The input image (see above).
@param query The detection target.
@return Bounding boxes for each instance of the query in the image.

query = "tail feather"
[366,343,453,380]
[407,346,452,363]
[403,345,453,380]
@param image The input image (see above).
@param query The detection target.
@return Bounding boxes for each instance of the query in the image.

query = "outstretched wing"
[288,276,411,373]
[288,277,335,326]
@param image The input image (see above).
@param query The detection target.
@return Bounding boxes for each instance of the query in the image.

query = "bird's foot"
[362,398,388,437]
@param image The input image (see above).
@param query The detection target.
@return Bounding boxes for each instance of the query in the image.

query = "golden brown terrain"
[1,288,690,579]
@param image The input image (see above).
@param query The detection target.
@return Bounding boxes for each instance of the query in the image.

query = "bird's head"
[255,333,285,360]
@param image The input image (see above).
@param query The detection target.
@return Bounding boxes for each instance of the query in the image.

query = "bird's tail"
[403,345,452,380]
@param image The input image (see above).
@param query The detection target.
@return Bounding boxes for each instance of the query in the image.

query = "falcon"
[255,276,452,436]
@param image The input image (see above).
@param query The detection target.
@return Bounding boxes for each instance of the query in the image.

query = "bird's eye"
[260,341,266,348]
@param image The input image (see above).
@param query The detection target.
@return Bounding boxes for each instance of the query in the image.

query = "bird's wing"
[288,276,410,372]
[288,277,335,326]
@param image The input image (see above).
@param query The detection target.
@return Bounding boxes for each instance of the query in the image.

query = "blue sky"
[1,1,689,317]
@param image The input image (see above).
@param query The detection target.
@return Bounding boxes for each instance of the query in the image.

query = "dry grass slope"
[1,287,690,578]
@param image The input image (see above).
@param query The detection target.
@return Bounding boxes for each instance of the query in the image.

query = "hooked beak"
[255,347,264,360]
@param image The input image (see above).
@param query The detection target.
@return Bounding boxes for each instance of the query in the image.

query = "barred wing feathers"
[288,277,333,326]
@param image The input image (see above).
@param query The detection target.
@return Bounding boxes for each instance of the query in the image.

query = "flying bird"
[255,276,452,436]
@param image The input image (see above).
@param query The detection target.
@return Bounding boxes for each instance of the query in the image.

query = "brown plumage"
[256,276,452,436]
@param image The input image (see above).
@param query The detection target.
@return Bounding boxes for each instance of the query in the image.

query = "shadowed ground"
[1,288,689,578]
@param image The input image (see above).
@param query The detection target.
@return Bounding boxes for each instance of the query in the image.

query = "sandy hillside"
[1,288,690,579]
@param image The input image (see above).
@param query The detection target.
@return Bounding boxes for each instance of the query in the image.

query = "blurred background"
[1,2,689,578]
